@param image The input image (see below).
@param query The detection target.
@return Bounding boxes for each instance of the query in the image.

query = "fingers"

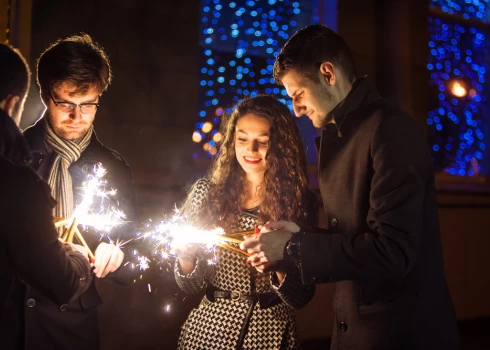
[261,220,287,232]
[240,233,261,251]
[93,243,124,278]
[261,220,300,233]
[100,247,123,278]
[247,253,268,267]
[94,243,111,277]
[246,254,261,265]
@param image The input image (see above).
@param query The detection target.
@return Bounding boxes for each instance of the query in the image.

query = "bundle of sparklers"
[137,217,254,261]
[55,164,126,261]
[55,163,253,270]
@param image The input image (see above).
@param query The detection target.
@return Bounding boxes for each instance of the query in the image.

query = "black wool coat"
[0,109,92,350]
[300,78,461,350]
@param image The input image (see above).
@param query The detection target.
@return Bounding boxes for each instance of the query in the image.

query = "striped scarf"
[43,118,93,232]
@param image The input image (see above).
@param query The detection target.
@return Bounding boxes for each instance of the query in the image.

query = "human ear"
[4,95,20,117]
[319,62,336,86]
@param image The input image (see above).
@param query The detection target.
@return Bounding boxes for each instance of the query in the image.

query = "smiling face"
[44,82,100,141]
[234,113,270,180]
[282,68,337,128]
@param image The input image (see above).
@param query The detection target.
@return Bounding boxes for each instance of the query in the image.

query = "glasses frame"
[48,91,100,114]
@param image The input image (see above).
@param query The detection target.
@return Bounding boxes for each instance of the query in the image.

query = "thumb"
[261,221,287,232]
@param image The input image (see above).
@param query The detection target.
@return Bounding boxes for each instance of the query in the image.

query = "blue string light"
[428,1,490,176]
[195,0,320,158]
[430,0,490,22]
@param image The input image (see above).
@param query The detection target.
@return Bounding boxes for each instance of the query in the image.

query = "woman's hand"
[171,242,199,275]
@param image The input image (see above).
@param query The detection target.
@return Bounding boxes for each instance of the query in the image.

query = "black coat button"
[339,321,348,332]
[60,304,68,311]
[27,298,36,307]
[330,217,338,228]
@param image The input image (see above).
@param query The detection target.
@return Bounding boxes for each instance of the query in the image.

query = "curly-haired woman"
[174,95,317,350]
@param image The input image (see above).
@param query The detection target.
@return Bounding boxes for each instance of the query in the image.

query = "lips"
[65,125,83,130]
[244,156,262,164]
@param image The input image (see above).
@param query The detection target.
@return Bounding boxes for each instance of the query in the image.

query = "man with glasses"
[22,34,137,350]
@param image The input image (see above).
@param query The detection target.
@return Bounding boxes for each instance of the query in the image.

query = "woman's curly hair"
[188,95,313,231]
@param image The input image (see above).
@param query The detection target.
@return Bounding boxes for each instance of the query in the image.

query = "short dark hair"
[274,24,356,84]
[37,34,112,96]
[0,43,30,102]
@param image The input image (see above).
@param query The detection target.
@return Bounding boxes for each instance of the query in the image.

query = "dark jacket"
[300,78,460,349]
[19,117,138,350]
[0,109,93,349]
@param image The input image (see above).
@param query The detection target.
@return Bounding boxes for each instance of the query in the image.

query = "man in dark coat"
[18,35,137,350]
[0,42,93,350]
[242,25,460,349]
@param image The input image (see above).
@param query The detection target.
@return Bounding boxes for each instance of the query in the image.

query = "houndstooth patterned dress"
[175,179,315,350]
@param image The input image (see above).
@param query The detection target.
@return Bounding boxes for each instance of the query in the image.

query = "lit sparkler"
[58,163,127,259]
[135,209,252,263]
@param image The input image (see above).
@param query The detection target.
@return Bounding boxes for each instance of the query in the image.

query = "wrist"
[178,254,196,261]
[284,231,304,262]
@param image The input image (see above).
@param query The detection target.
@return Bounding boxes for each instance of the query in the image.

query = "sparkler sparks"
[137,256,151,271]
[74,163,126,234]
[134,208,250,265]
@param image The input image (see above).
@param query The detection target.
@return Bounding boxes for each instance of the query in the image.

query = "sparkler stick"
[54,163,123,262]
[74,227,95,260]
[216,235,244,245]
[217,242,250,257]
[221,229,256,239]
[66,217,79,243]
[54,218,69,228]
[60,217,78,242]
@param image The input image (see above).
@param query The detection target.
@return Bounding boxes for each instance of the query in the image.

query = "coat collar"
[314,76,383,151]
[330,76,382,128]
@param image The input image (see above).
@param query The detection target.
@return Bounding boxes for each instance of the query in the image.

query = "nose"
[69,106,83,121]
[292,101,306,117]
[248,140,259,152]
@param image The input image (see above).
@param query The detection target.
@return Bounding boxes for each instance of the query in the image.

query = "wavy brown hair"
[189,95,312,231]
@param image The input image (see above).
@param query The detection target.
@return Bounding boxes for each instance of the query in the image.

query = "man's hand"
[259,221,300,234]
[240,220,299,263]
[247,256,286,273]
[93,242,124,278]
[62,241,90,261]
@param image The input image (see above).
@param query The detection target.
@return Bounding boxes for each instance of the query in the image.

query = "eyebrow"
[237,129,269,137]
[53,93,99,104]
[288,88,301,98]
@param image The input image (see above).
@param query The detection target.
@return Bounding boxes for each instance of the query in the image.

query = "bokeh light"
[428,1,490,176]
[195,0,320,158]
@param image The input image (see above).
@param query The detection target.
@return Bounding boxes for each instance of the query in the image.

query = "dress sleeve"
[174,179,216,294]
[270,259,315,309]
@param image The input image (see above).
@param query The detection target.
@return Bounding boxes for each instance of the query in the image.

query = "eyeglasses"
[48,91,100,114]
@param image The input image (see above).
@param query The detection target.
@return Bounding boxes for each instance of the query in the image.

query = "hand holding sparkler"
[54,164,126,262]
[240,220,299,264]
[93,242,124,278]
[62,241,91,261]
